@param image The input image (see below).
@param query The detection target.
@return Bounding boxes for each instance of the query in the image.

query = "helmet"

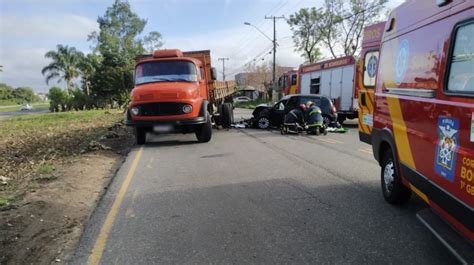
[306,101,315,108]
[299,103,307,111]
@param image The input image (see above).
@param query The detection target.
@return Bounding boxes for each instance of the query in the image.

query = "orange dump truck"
[125,49,236,144]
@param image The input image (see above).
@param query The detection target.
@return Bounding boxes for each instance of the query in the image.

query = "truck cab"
[126,49,235,144]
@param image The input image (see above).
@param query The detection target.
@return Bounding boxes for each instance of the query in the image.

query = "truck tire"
[136,127,146,145]
[195,113,212,143]
[381,148,411,204]
[221,103,233,128]
[215,104,223,126]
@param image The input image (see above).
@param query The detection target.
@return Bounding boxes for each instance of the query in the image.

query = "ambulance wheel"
[195,113,212,143]
[381,149,411,204]
[323,127,328,135]
[135,127,146,145]
[315,128,321,136]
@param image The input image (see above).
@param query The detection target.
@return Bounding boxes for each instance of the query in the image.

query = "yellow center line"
[87,146,144,265]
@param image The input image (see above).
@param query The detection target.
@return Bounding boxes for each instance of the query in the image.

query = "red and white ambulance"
[359,0,473,261]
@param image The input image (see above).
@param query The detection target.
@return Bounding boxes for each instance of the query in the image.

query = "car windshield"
[135,60,198,85]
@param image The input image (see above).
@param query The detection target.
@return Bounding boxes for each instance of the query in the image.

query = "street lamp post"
[244,18,284,100]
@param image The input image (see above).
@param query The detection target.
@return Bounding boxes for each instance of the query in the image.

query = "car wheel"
[381,148,411,204]
[257,116,270,129]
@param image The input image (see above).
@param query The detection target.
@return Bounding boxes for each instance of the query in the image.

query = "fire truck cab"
[366,0,473,261]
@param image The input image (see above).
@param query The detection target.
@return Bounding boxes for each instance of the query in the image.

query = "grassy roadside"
[0,109,125,203]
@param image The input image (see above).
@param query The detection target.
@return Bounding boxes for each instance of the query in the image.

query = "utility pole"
[265,15,284,100]
[218,58,229,80]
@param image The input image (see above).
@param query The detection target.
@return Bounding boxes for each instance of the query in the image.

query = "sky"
[0,0,405,93]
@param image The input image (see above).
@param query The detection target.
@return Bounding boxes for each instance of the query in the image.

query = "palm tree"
[41,45,83,94]
[78,53,101,96]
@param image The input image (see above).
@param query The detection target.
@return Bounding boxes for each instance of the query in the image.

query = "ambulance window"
[447,22,474,94]
[363,51,379,87]
[291,75,297,85]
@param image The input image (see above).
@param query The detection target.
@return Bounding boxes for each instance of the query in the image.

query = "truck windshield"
[135,60,198,85]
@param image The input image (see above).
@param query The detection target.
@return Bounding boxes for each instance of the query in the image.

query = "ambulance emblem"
[435,117,459,181]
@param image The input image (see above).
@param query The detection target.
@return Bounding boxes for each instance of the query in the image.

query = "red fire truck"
[297,56,358,123]
[359,0,473,261]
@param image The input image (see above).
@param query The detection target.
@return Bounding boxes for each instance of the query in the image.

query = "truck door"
[358,50,379,143]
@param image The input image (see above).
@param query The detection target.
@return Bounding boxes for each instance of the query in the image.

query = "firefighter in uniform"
[306,101,327,135]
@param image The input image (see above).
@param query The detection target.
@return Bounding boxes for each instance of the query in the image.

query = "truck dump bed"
[183,50,236,102]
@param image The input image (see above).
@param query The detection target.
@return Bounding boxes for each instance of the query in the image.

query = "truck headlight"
[182,104,193,114]
[131,107,140,116]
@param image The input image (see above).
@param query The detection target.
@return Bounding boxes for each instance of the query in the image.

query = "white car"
[20,104,33,111]
[234,96,251,103]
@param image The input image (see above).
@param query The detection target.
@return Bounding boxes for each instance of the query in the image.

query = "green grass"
[0,109,120,133]
[0,102,49,112]
[0,100,20,106]
[0,195,14,207]
[37,163,55,174]
[234,99,270,109]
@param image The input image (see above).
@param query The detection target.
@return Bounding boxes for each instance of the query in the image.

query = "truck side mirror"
[211,67,217,81]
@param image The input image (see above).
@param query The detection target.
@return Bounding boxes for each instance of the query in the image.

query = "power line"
[218,58,229,80]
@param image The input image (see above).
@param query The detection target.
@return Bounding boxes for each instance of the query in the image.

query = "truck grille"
[138,103,185,116]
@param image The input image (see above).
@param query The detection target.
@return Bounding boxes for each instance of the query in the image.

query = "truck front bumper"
[125,116,207,127]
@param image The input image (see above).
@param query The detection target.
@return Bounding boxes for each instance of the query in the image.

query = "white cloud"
[0,14,97,91]
[0,47,55,92]
[1,14,98,40]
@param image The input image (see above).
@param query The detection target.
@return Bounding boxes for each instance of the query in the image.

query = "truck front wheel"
[381,148,411,204]
[195,113,212,143]
[136,127,147,145]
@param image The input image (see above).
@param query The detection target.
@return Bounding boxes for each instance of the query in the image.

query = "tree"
[143,31,164,53]
[42,45,84,94]
[48,87,69,112]
[78,53,102,96]
[320,0,388,58]
[0,83,13,100]
[287,8,324,63]
[13,87,39,103]
[88,0,149,106]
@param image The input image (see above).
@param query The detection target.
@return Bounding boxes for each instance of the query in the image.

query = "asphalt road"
[0,108,49,119]
[72,109,455,264]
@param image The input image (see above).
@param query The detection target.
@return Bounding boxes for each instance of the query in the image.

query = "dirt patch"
[0,115,135,264]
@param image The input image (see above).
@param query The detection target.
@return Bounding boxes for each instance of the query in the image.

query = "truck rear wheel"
[136,127,147,145]
[195,113,212,143]
[221,103,234,128]
[381,148,411,204]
